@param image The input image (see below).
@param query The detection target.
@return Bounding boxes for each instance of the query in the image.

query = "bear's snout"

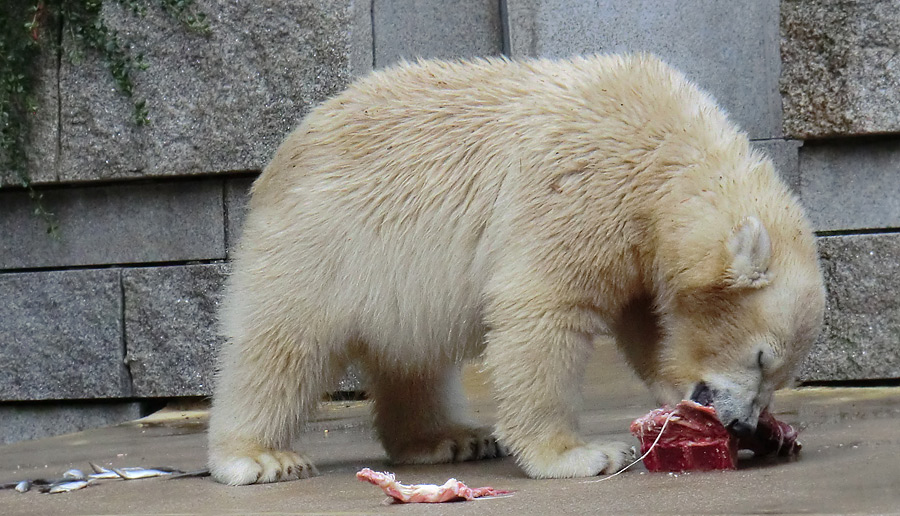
[689,381,759,436]
[726,419,756,439]
[689,381,715,406]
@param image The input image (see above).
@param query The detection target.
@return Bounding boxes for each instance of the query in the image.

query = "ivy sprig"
[1,0,210,234]
[161,0,210,34]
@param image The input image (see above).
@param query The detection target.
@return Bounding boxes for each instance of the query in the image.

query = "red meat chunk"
[630,400,801,472]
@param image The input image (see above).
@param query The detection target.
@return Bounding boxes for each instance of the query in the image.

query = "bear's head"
[652,215,825,436]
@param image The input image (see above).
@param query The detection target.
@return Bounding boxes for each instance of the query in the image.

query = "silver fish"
[88,462,121,480]
[112,467,180,480]
[166,468,211,480]
[43,479,92,494]
[15,480,31,493]
[62,469,86,480]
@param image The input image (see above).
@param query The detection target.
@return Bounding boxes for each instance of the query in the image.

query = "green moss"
[0,0,209,234]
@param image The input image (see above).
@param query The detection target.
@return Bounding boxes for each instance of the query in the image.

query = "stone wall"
[1,0,898,444]
[780,0,900,382]
[0,0,374,444]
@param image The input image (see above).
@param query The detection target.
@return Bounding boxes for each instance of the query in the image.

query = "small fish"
[3,478,50,489]
[88,462,121,480]
[15,480,31,493]
[62,469,85,480]
[42,479,93,494]
[112,467,181,480]
[166,468,211,480]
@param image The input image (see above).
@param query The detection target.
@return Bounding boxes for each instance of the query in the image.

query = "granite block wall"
[1,0,371,444]
[800,233,900,382]
[781,0,900,380]
[505,0,783,139]
[0,269,129,401]
[0,403,143,446]
[1,0,897,445]
[373,0,503,66]
[781,0,900,138]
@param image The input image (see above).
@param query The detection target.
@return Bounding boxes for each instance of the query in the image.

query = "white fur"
[726,216,772,288]
[208,54,825,484]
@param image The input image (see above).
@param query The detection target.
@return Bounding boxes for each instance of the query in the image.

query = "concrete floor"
[3,348,900,515]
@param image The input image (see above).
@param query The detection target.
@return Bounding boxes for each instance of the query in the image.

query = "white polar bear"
[208,54,825,485]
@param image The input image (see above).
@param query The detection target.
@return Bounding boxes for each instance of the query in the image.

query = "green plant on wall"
[0,0,209,234]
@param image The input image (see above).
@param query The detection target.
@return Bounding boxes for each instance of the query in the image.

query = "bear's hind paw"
[210,449,317,485]
[388,426,508,464]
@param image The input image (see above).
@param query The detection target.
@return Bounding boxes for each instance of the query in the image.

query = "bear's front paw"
[388,426,508,464]
[209,448,317,486]
[523,440,632,479]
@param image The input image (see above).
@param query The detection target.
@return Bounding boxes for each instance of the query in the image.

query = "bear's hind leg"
[208,331,335,485]
[368,365,505,464]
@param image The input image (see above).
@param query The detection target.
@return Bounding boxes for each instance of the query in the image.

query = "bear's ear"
[724,216,771,289]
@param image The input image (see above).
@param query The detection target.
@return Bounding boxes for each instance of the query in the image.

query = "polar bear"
[208,54,825,485]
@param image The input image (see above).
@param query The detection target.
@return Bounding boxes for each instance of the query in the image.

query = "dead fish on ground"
[39,479,95,494]
[3,468,87,492]
[88,462,122,480]
[167,468,211,479]
[4,464,195,494]
[90,462,184,480]
[2,478,52,492]
[112,467,182,480]
[62,469,86,480]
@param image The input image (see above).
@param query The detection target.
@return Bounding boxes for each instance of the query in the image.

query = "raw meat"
[356,468,511,503]
[741,410,802,457]
[630,400,801,472]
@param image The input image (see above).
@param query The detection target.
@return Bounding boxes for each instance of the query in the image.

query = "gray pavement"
[2,352,900,515]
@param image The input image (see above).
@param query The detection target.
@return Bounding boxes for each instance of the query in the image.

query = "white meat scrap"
[356,468,511,503]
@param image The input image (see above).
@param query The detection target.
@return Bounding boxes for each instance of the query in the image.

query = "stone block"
[373,0,503,67]
[751,139,802,195]
[58,0,369,182]
[0,179,225,269]
[0,17,59,187]
[123,264,228,397]
[122,262,366,396]
[224,175,256,254]
[0,269,130,401]
[505,0,782,139]
[350,0,375,76]
[0,402,142,446]
[800,233,900,382]
[781,0,900,138]
[799,139,900,232]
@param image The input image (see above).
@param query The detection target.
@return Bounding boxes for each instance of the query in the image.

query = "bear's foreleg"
[484,306,632,478]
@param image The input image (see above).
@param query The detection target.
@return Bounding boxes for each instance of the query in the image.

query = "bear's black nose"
[727,419,755,439]
[689,382,714,406]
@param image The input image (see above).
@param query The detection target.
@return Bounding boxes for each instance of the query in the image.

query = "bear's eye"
[757,350,765,369]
